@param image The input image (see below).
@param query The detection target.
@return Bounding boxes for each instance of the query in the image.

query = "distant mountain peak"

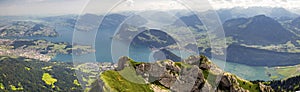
[224,15,297,45]
[216,7,299,22]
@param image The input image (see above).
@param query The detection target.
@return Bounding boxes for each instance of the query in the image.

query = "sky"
[209,0,300,9]
[0,0,300,16]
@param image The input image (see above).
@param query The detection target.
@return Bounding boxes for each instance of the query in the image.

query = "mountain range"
[1,6,300,91]
[223,15,298,45]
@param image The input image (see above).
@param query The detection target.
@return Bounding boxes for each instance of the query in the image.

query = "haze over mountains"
[8,6,297,66]
[2,6,300,66]
[217,7,299,22]
[223,15,297,45]
[1,6,300,91]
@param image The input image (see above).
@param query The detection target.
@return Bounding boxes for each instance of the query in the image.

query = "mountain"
[92,55,274,92]
[74,13,127,32]
[40,14,77,27]
[125,15,148,27]
[173,14,203,29]
[217,7,299,22]
[152,48,182,62]
[130,29,177,48]
[41,14,126,30]
[136,11,178,27]
[0,21,58,37]
[223,15,297,45]
[291,17,300,29]
[99,14,127,30]
[115,24,177,48]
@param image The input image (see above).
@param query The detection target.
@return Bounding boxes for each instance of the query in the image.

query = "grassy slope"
[100,56,265,92]
[100,70,153,92]
[235,76,260,92]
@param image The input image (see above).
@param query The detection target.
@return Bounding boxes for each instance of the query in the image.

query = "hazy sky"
[0,0,299,16]
[210,0,300,9]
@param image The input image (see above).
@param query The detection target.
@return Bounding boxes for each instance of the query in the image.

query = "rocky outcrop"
[200,81,213,92]
[217,73,274,92]
[259,82,274,92]
[115,56,132,71]
[134,60,181,88]
[218,73,248,92]
[101,55,274,92]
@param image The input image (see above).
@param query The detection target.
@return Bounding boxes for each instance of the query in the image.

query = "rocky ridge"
[97,55,274,92]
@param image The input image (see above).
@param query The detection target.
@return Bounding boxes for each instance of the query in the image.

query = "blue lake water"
[9,25,272,81]
[212,59,270,81]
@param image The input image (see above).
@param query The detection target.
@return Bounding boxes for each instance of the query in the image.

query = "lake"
[9,25,274,81]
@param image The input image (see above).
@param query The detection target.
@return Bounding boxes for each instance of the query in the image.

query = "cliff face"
[97,55,274,92]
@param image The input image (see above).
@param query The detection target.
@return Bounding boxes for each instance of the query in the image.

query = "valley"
[0,6,300,91]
